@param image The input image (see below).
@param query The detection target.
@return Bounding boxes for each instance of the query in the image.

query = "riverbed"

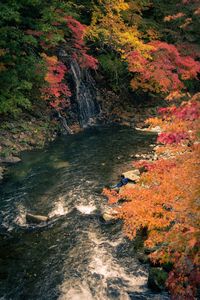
[0,125,169,300]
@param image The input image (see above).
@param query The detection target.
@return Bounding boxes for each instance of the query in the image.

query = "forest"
[0,0,200,299]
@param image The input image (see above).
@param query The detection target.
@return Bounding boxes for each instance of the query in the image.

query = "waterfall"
[70,60,100,127]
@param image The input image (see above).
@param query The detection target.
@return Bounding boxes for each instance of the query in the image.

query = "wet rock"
[153,154,158,160]
[150,126,162,133]
[122,182,135,189]
[28,139,37,146]
[117,156,123,160]
[144,246,158,254]
[137,252,149,264]
[121,121,130,127]
[1,140,13,147]
[51,161,70,169]
[153,145,160,151]
[102,209,118,222]
[0,156,21,164]
[135,126,161,133]
[0,166,4,181]
[26,213,49,224]
[102,212,115,222]
[148,267,168,292]
[122,170,140,182]
[135,127,147,131]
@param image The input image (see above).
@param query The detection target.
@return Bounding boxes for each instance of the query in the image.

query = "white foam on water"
[14,204,27,227]
[76,204,97,215]
[88,231,147,293]
[88,231,124,247]
[48,196,69,218]
[59,281,95,300]
[57,226,147,300]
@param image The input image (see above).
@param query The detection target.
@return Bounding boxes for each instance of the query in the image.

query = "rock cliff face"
[96,87,160,129]
[70,60,100,127]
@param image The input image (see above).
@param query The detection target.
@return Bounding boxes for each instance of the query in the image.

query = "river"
[0,125,169,300]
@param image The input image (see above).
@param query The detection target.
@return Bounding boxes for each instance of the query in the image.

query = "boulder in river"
[51,161,70,169]
[122,170,140,182]
[0,166,4,180]
[26,213,49,224]
[150,126,162,133]
[0,156,21,164]
[101,208,119,222]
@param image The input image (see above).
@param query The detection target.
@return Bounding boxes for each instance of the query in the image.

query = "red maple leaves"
[41,54,71,110]
[157,132,189,144]
[127,41,200,96]
[65,16,98,69]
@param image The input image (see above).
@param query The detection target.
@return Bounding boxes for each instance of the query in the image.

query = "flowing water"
[70,60,100,127]
[0,125,169,300]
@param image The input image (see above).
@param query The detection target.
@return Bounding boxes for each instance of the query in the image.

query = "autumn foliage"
[127,41,200,97]
[103,93,200,299]
[37,14,98,111]
[65,16,98,69]
[41,54,71,110]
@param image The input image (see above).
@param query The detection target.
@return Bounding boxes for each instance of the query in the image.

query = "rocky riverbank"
[97,88,159,128]
[0,116,58,181]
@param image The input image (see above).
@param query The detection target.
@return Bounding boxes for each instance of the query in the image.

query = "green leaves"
[0,2,21,25]
[99,53,129,91]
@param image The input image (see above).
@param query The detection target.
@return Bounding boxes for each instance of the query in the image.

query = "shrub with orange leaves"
[103,93,200,299]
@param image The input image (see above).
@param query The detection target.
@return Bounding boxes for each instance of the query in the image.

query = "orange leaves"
[164,12,185,22]
[103,93,200,298]
[42,54,58,65]
[188,237,197,248]
[102,188,120,204]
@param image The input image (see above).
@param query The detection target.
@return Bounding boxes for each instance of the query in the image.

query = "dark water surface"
[0,126,169,300]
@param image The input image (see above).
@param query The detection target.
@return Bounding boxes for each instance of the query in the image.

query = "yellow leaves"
[0,49,6,56]
[180,17,192,29]
[145,28,162,40]
[88,0,150,56]
[164,12,185,22]
[145,117,162,127]
[98,0,129,13]
[0,49,7,72]
[188,237,197,248]
[41,53,58,65]
[0,63,6,72]
[165,91,185,101]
